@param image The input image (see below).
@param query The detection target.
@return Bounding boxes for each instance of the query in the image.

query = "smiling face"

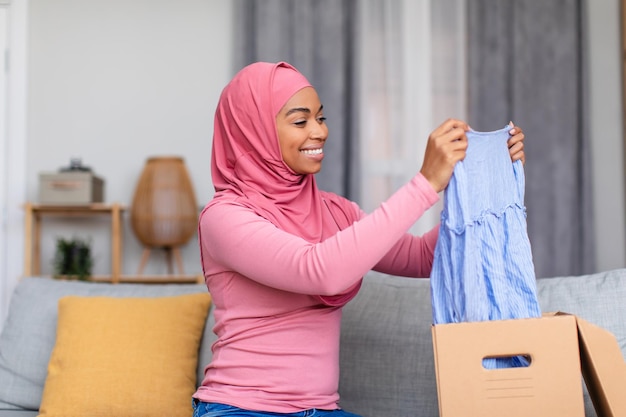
[276,87,328,175]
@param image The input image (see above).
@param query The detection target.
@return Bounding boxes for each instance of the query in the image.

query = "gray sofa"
[1,269,625,417]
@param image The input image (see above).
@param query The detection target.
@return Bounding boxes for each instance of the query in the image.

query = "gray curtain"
[467,0,595,278]
[233,0,360,200]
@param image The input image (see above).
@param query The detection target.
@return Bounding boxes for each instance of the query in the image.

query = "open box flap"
[564,313,626,417]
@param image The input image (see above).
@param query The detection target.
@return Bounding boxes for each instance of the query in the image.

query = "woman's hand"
[507,121,525,165]
[420,118,470,193]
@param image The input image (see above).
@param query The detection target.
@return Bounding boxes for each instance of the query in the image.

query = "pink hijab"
[207,61,360,305]
[210,61,324,242]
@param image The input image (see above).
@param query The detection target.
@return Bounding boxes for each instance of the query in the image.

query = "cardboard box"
[39,172,104,205]
[431,313,626,417]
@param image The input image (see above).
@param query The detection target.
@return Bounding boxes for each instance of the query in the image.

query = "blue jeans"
[192,400,363,417]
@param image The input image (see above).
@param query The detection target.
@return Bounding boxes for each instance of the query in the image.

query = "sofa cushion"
[38,293,211,417]
[338,273,439,417]
[0,278,209,411]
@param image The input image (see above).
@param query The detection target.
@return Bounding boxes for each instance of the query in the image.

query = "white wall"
[26,0,234,277]
[0,4,10,326]
[1,0,28,330]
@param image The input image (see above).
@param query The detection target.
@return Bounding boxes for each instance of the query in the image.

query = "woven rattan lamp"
[130,156,197,276]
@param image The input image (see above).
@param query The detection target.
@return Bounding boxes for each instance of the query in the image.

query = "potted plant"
[53,237,93,281]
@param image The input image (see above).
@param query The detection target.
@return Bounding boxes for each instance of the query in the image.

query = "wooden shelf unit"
[23,202,204,284]
[23,203,125,283]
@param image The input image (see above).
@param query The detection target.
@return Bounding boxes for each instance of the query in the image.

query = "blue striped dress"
[430,125,541,368]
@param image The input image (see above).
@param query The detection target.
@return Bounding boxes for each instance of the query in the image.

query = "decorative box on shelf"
[39,171,104,206]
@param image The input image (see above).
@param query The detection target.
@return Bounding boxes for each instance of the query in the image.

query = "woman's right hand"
[419,118,470,193]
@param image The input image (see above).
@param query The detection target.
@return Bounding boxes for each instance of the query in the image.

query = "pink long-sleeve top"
[193,173,439,413]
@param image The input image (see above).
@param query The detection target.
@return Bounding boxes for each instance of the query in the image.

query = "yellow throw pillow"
[38,292,212,417]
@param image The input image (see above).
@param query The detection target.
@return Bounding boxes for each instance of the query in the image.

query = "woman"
[193,61,525,417]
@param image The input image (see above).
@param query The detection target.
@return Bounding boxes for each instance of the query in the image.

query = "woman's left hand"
[507,121,525,165]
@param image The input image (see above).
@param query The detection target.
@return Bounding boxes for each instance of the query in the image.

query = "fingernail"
[508,121,515,134]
